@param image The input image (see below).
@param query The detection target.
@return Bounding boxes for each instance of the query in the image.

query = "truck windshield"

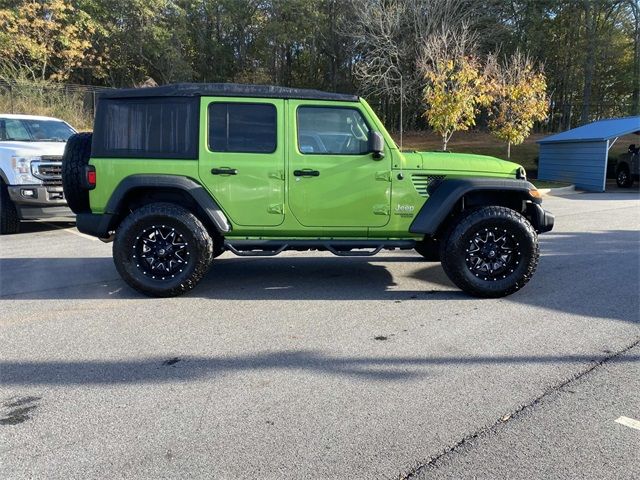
[0,118,76,142]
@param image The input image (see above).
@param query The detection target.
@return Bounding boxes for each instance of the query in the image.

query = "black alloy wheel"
[133,225,190,280]
[465,227,520,281]
[113,202,214,297]
[440,206,539,298]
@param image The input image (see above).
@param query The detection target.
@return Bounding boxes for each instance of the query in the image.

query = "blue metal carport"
[538,116,640,192]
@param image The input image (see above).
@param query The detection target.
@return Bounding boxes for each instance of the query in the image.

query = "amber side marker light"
[529,189,542,199]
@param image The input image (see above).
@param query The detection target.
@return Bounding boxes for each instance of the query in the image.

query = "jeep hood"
[0,141,66,157]
[403,151,522,176]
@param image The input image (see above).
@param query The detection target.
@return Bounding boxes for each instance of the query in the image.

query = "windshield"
[0,118,76,142]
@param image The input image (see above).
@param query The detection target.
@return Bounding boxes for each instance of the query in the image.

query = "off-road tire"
[0,180,20,234]
[440,206,539,298]
[616,165,633,188]
[113,202,214,297]
[62,132,92,213]
[414,237,440,261]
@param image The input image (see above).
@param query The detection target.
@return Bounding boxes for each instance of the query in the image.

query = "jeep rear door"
[199,98,285,227]
[287,101,391,229]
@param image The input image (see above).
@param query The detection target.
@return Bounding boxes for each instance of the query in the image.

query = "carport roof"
[538,116,640,144]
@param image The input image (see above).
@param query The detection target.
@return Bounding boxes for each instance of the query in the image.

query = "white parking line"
[615,416,640,431]
[37,221,99,241]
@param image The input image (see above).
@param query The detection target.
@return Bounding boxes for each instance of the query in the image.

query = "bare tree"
[417,21,479,71]
[345,0,475,145]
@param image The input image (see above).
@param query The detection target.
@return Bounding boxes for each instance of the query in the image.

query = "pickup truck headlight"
[11,156,42,184]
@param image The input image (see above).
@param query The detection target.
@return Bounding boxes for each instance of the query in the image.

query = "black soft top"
[99,83,359,102]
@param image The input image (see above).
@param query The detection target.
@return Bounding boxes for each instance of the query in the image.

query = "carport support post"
[603,139,609,192]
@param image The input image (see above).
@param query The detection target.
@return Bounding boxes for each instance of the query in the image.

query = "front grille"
[411,174,446,197]
[32,160,63,185]
[37,163,62,177]
[43,178,63,186]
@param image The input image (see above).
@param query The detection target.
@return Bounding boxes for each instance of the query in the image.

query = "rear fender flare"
[104,175,230,233]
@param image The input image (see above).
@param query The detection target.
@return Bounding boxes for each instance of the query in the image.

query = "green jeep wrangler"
[62,83,554,298]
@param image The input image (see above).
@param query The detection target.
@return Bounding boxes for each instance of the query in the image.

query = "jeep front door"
[288,102,391,229]
[199,98,284,227]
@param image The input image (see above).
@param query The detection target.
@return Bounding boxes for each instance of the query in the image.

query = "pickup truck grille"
[41,155,63,162]
[32,159,63,186]
[411,174,445,197]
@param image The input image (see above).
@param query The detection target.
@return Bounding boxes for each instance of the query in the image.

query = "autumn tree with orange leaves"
[0,0,102,82]
[486,51,548,158]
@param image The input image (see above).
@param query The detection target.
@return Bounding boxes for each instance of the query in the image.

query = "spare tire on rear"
[62,132,93,214]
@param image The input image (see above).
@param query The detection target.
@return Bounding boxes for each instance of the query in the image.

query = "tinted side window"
[209,103,277,153]
[92,98,199,159]
[297,107,371,155]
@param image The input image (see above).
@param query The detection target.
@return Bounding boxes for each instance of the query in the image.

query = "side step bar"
[224,240,417,257]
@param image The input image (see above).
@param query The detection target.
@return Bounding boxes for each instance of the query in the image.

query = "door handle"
[293,169,320,177]
[211,168,238,175]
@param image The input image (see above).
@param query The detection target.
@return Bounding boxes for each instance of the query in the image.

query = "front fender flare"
[409,178,538,235]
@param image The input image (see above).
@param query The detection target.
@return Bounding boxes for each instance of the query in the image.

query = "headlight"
[11,156,41,184]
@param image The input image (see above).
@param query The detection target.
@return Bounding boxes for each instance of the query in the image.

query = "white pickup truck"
[0,114,76,233]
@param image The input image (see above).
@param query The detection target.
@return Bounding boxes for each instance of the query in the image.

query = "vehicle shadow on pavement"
[0,254,465,302]
[1,350,639,386]
[14,221,77,234]
[196,256,464,301]
[1,230,638,323]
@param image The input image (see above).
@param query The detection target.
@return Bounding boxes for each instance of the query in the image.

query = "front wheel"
[113,203,214,297]
[0,180,20,234]
[440,206,539,298]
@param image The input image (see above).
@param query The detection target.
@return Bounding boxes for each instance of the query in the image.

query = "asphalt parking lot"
[1,191,639,480]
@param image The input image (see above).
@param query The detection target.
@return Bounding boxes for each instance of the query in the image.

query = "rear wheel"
[616,165,633,188]
[440,206,539,298]
[0,180,20,234]
[113,202,214,297]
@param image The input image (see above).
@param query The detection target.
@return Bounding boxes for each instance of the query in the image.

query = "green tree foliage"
[0,0,636,130]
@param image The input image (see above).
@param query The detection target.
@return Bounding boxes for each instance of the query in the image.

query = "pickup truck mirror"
[370,131,384,160]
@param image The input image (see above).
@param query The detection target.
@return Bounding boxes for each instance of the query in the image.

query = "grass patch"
[396,130,542,172]
[0,80,94,130]
[530,180,572,189]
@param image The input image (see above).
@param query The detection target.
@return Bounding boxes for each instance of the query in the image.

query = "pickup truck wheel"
[0,180,20,234]
[62,132,92,213]
[113,202,214,297]
[616,166,633,188]
[440,206,539,298]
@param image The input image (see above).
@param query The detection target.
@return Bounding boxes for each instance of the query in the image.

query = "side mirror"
[370,131,385,160]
